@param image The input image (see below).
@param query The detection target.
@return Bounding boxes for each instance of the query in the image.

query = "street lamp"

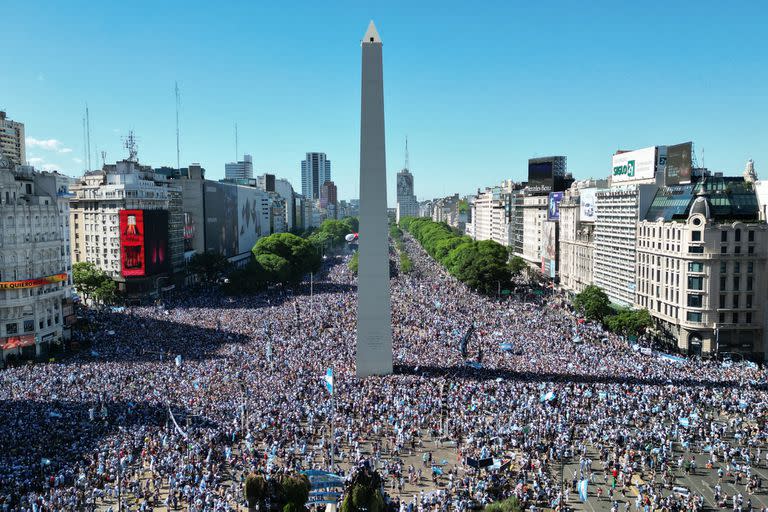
[155,276,169,305]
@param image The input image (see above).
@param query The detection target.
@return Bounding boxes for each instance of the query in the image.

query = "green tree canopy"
[573,285,612,321]
[253,232,321,283]
[508,255,527,276]
[606,308,652,337]
[73,261,116,305]
[188,250,231,284]
[341,216,359,233]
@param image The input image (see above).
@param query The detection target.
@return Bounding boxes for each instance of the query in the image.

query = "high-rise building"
[225,154,253,180]
[395,140,418,223]
[0,157,72,362]
[301,152,331,200]
[357,20,392,377]
[320,180,338,209]
[0,111,26,167]
[558,181,606,294]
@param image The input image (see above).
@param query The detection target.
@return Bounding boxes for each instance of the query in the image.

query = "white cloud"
[26,137,64,151]
[59,148,73,154]
[72,158,83,164]
[28,157,45,164]
[42,164,60,172]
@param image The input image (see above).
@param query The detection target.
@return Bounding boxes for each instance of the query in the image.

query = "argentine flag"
[323,368,334,395]
[578,479,589,502]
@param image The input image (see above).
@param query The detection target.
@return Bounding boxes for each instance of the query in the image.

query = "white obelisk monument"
[356,20,393,377]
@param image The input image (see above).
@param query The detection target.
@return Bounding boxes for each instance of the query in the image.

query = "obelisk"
[357,20,393,377]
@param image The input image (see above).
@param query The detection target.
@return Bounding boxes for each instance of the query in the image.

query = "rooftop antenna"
[404,136,409,171]
[175,81,181,171]
[701,147,705,169]
[82,116,87,172]
[101,151,107,168]
[235,122,239,160]
[124,131,138,162]
[85,105,92,171]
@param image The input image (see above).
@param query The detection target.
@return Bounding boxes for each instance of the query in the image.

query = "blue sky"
[2,0,766,203]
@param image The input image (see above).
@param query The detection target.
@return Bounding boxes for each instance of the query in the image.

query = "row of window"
[4,316,59,335]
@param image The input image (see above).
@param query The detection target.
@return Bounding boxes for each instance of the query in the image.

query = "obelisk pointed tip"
[363,20,382,43]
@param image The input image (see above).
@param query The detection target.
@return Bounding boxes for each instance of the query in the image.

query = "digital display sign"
[528,161,553,192]
[120,209,169,277]
[666,142,693,185]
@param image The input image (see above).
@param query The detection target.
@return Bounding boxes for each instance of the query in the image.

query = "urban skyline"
[3,1,766,203]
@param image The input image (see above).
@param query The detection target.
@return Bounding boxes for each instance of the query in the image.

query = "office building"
[225,154,253,180]
[0,111,26,167]
[396,143,418,222]
[0,156,72,362]
[521,195,548,265]
[636,176,767,360]
[320,180,338,209]
[301,152,331,200]
[558,182,604,294]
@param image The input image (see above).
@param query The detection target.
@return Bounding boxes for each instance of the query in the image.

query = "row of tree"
[400,217,512,295]
[573,285,653,337]
[244,473,310,512]
[390,223,413,274]
[72,262,117,305]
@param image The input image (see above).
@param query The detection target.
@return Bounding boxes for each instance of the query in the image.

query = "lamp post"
[155,276,169,304]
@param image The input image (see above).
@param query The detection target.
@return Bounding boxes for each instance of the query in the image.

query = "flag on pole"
[324,368,334,395]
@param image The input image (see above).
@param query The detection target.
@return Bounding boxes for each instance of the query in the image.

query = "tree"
[573,285,612,321]
[399,253,413,273]
[73,262,116,305]
[485,497,521,512]
[253,233,321,283]
[245,474,268,512]
[280,474,311,512]
[188,250,231,284]
[508,255,527,276]
[341,216,359,233]
[340,466,385,512]
[349,252,359,274]
[606,308,652,337]
[256,254,292,284]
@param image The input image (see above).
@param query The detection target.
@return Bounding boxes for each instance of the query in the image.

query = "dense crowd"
[0,234,766,512]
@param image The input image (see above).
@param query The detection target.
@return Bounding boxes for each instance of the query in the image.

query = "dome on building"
[689,192,712,220]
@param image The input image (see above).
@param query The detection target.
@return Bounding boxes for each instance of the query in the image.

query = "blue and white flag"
[175,355,182,367]
[323,368,334,395]
[578,479,589,502]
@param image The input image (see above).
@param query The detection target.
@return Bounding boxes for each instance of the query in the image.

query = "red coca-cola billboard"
[120,209,169,277]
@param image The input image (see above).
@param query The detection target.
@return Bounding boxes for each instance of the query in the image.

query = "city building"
[636,176,767,360]
[224,154,253,180]
[320,180,338,209]
[396,142,418,223]
[431,194,461,228]
[274,178,296,231]
[0,156,72,362]
[69,136,181,297]
[558,182,604,294]
[301,152,331,200]
[521,195,548,265]
[0,111,26,167]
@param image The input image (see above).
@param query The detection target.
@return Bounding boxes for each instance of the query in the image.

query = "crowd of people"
[0,233,766,512]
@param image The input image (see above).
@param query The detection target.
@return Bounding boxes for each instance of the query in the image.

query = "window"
[721,246,727,254]
[688,276,703,290]
[734,262,741,274]
[735,246,741,254]
[720,276,727,290]
[687,294,703,307]
[748,262,754,273]
[747,277,753,291]
[719,295,726,309]
[721,231,728,242]
[748,230,755,242]
[719,312,725,323]
[733,277,740,290]
[748,246,754,254]
[688,246,704,254]
[5,323,18,335]
[733,295,739,309]
[687,311,702,322]
[735,229,741,242]
[691,231,702,241]
[746,313,752,324]
[720,261,727,273]
[746,295,752,309]
[688,262,704,272]
[23,320,34,332]
[732,312,739,324]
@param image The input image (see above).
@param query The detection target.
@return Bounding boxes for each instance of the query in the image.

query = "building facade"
[0,111,26,167]
[224,154,253,180]
[558,189,595,294]
[636,178,768,360]
[396,167,418,223]
[0,157,72,362]
[320,180,338,209]
[521,195,548,265]
[301,152,331,200]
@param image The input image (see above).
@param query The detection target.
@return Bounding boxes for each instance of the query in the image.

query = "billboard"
[120,210,145,276]
[0,273,67,290]
[120,209,169,277]
[204,182,239,257]
[528,160,553,192]
[143,210,170,276]
[541,220,557,278]
[579,188,597,222]
[547,192,564,221]
[237,186,263,255]
[611,146,657,184]
[665,142,692,185]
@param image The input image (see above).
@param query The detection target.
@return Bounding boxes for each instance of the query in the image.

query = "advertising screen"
[541,221,557,277]
[120,210,145,276]
[665,142,692,185]
[143,210,170,276]
[238,186,262,255]
[579,188,597,222]
[611,146,657,184]
[204,182,239,257]
[547,192,564,221]
[528,161,553,192]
